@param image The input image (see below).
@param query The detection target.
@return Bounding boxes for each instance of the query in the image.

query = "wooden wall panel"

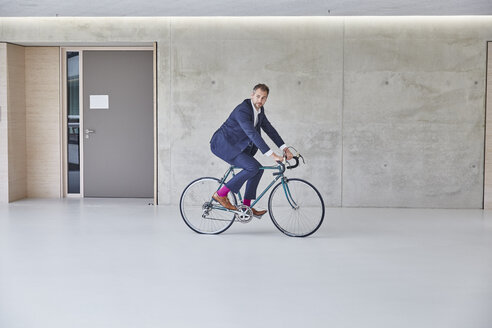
[25,47,61,198]
[0,44,8,203]
[7,44,27,202]
[485,42,492,208]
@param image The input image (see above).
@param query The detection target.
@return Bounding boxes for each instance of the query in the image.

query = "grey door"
[83,51,153,198]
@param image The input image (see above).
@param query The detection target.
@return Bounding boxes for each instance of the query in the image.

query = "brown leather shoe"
[251,207,267,218]
[212,192,237,210]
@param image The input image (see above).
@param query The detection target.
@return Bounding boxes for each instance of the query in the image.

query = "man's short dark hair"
[253,83,269,95]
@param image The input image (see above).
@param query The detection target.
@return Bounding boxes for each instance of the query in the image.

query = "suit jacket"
[210,99,285,161]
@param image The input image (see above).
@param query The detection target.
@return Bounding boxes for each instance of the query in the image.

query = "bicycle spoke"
[180,178,236,234]
[268,179,324,237]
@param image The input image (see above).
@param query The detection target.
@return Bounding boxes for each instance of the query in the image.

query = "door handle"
[84,128,95,139]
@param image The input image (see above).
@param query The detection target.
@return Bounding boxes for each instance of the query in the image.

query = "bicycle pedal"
[250,208,267,218]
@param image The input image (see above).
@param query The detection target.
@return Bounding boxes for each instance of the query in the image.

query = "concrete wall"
[0,17,491,208]
[170,17,344,208]
[485,43,492,208]
[343,17,487,208]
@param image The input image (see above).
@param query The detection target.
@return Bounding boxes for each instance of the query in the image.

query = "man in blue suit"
[210,84,293,217]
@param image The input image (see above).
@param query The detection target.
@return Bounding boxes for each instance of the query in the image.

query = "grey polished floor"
[1,199,491,328]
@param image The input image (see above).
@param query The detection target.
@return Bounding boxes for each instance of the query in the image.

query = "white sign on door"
[90,95,109,109]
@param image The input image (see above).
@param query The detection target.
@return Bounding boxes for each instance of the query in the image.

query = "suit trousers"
[224,149,264,200]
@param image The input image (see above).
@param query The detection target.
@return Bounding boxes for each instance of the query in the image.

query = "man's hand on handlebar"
[283,148,294,161]
[271,147,295,163]
[271,153,284,163]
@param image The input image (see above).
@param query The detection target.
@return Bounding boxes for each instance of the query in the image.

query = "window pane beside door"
[67,52,80,194]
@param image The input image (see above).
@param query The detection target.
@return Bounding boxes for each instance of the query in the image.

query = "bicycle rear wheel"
[268,178,324,237]
[180,177,237,234]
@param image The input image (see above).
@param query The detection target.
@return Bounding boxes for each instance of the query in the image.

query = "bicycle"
[179,149,325,237]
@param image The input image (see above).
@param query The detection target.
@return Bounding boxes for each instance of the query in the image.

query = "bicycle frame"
[213,163,297,212]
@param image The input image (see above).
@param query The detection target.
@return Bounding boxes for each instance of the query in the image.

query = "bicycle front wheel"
[180,177,237,234]
[268,178,325,237]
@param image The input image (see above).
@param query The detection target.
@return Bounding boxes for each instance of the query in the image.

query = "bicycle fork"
[282,177,300,210]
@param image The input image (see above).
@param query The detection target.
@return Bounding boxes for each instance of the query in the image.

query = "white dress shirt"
[250,100,286,157]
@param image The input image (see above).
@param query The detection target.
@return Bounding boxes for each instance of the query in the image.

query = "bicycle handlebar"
[273,155,303,176]
[286,156,300,169]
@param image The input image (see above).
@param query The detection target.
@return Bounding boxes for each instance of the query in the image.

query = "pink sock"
[217,185,230,197]
[243,199,251,207]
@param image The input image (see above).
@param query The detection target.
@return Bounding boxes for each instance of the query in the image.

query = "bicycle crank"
[234,205,253,223]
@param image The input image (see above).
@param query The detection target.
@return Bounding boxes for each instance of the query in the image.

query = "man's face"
[251,89,268,110]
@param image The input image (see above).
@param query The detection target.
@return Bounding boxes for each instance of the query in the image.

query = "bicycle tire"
[268,178,324,237]
[180,177,237,235]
